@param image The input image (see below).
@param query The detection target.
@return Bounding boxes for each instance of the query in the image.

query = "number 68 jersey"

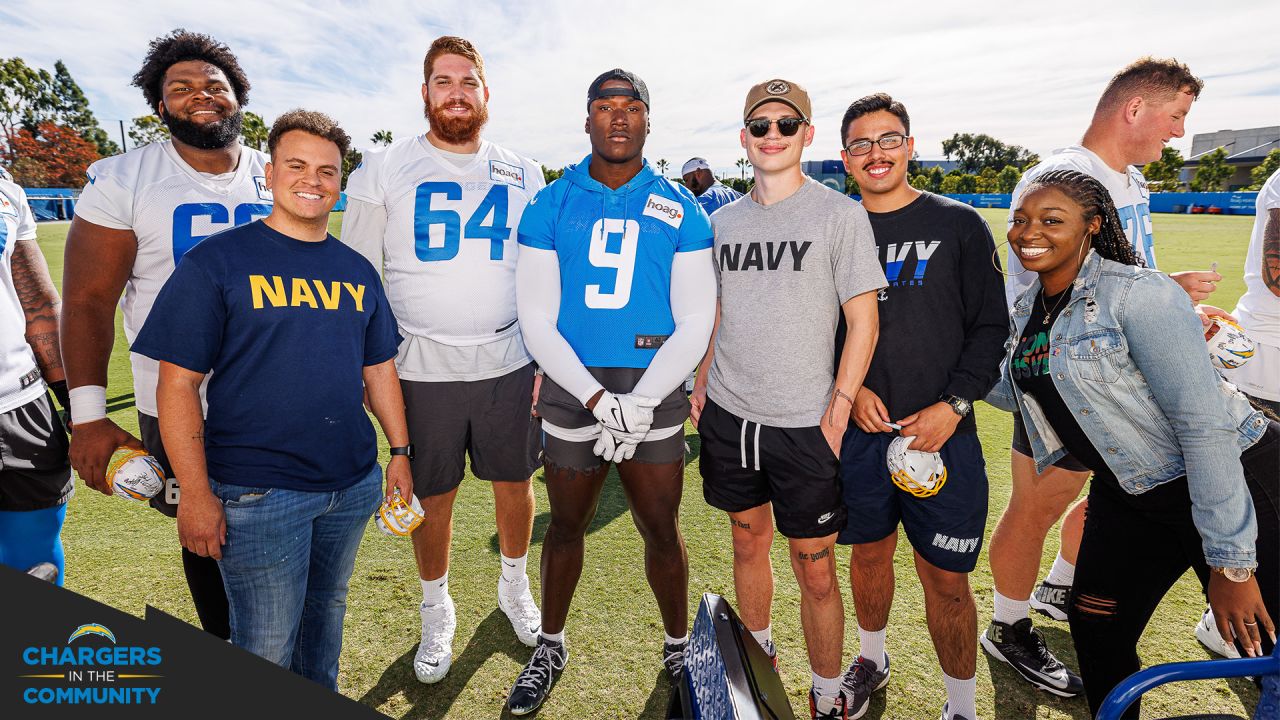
[74,140,272,416]
[344,137,544,345]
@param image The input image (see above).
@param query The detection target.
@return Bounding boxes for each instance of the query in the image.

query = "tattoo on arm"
[1263,209,1280,296]
[796,547,831,563]
[11,240,64,376]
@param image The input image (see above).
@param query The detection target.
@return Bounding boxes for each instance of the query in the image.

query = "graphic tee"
[132,221,400,491]
[1010,287,1112,479]
[74,141,272,415]
[0,178,45,412]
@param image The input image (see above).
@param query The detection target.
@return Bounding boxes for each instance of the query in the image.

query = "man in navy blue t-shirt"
[132,110,412,690]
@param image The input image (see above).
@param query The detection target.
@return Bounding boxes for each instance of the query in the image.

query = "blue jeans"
[211,465,381,689]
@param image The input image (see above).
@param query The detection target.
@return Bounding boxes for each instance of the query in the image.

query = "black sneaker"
[1030,580,1071,621]
[663,640,686,680]
[508,637,567,716]
[808,688,849,719]
[981,618,1083,697]
[841,653,891,719]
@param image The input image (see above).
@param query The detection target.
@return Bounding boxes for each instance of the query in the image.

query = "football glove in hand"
[592,424,639,463]
[591,391,660,445]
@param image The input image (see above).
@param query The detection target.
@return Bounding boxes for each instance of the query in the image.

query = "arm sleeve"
[130,258,225,374]
[833,204,887,303]
[339,198,387,272]
[945,215,1012,401]
[1121,274,1257,567]
[631,248,717,399]
[516,245,602,404]
[72,167,134,230]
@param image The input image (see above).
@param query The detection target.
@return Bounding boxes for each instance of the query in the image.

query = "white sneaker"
[1195,607,1241,659]
[499,575,541,647]
[415,596,457,683]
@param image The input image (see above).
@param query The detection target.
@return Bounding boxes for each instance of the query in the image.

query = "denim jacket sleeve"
[985,352,1018,413]
[1121,273,1257,568]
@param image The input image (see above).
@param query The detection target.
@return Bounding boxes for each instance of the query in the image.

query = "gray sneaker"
[841,653,890,719]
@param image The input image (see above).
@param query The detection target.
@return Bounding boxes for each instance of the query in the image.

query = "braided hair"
[1022,169,1145,267]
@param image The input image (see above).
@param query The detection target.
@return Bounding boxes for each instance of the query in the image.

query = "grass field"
[36,209,1262,719]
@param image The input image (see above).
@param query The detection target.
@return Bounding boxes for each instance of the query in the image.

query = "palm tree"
[371,129,394,147]
[656,158,669,176]
[736,157,749,179]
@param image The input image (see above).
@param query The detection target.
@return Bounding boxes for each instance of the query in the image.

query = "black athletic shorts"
[537,366,689,471]
[0,393,72,511]
[139,412,180,517]
[1010,413,1090,473]
[838,428,989,573]
[402,363,542,498]
[697,397,845,539]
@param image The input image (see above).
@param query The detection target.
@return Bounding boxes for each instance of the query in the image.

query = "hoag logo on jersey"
[643,193,684,229]
[489,160,525,189]
[253,175,273,202]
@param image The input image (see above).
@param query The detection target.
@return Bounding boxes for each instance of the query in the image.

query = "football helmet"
[1204,317,1255,370]
[376,489,425,537]
[887,436,948,498]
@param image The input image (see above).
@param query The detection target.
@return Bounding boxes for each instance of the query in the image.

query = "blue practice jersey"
[517,156,713,368]
[696,181,743,216]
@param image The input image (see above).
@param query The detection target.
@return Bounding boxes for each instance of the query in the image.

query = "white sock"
[857,626,887,669]
[1045,553,1076,587]
[992,590,1029,626]
[943,671,976,719]
[811,670,842,698]
[540,629,565,645]
[750,626,772,652]
[500,552,527,585]
[421,573,448,606]
[664,632,688,646]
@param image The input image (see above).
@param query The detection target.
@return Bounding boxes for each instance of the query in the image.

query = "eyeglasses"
[844,134,908,156]
[745,117,807,138]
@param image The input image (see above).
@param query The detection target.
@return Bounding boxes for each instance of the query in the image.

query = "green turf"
[37,209,1262,719]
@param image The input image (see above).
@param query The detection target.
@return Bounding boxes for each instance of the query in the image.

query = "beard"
[424,98,488,145]
[163,108,244,150]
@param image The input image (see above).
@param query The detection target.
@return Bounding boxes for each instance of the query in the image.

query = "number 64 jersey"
[343,137,544,350]
[74,140,272,416]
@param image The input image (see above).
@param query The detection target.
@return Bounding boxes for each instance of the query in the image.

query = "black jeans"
[1070,421,1279,719]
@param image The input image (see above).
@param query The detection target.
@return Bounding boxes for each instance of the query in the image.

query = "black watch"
[389,444,415,461]
[940,395,972,418]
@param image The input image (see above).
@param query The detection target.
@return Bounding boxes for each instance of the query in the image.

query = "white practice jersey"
[1234,169,1280,346]
[1006,145,1155,306]
[343,137,544,352]
[0,179,46,413]
[73,141,272,415]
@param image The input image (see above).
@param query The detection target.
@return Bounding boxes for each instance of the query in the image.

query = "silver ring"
[1244,621,1258,626]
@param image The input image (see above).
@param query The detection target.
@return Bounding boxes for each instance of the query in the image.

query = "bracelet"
[69,385,107,424]
[833,388,855,406]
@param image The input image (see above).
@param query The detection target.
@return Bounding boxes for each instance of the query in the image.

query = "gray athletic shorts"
[537,367,688,471]
[0,393,72,511]
[402,363,542,498]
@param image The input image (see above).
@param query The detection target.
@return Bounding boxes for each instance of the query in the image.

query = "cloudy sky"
[4,0,1276,177]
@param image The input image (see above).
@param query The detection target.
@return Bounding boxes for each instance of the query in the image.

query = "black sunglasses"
[745,117,807,138]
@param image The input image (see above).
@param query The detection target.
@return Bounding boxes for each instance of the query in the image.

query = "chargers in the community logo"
[18,622,163,705]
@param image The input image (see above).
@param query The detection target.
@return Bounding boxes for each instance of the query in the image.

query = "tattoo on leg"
[731,518,751,530]
[797,547,830,563]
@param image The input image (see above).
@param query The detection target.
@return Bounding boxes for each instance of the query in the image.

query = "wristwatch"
[940,394,972,418]
[1212,566,1254,583]
[389,445,416,461]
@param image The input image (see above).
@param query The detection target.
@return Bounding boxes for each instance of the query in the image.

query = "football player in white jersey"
[60,30,270,639]
[0,176,73,583]
[341,36,544,684]
[983,57,1227,692]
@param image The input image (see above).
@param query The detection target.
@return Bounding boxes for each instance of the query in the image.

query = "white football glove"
[592,425,639,463]
[591,391,661,444]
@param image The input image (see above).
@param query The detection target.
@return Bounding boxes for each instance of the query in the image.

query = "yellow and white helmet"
[887,436,948,498]
[376,489,425,537]
[1205,317,1255,370]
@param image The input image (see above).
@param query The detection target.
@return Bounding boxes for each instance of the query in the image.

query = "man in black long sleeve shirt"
[832,94,1008,720]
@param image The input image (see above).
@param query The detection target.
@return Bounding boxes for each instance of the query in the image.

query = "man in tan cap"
[691,79,885,720]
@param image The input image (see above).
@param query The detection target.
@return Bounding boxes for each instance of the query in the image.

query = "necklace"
[1039,286,1070,326]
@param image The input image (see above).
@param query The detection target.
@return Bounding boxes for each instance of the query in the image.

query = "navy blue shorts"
[837,428,989,573]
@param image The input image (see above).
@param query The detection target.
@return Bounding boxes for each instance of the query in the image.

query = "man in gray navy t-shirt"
[690,78,884,718]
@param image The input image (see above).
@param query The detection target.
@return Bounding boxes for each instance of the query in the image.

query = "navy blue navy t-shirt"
[132,219,401,492]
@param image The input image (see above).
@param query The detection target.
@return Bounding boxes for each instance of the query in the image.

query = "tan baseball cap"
[743,79,811,122]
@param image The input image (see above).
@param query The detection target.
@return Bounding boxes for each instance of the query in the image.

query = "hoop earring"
[992,239,1032,277]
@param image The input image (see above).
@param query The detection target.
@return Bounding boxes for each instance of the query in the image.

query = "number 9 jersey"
[74,140,273,416]
[343,137,545,346]
[516,156,713,368]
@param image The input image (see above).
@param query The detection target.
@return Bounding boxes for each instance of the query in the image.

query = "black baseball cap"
[587,68,650,110]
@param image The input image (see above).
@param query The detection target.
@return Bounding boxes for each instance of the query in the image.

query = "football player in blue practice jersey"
[507,69,716,716]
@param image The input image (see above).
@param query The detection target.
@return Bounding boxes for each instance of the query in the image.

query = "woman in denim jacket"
[986,169,1278,719]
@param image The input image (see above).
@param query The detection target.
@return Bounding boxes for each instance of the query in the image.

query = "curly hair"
[1022,169,1144,267]
[131,29,251,110]
[267,109,351,159]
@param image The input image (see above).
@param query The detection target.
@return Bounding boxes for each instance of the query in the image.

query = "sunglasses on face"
[844,134,907,156]
[745,117,807,138]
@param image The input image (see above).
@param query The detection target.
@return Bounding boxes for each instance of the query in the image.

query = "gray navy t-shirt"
[708,178,885,427]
